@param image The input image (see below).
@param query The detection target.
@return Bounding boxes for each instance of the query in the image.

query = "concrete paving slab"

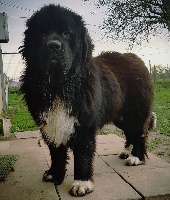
[0,139,49,171]
[14,130,41,139]
[96,134,125,156]
[97,134,124,144]
[0,139,56,200]
[58,174,141,200]
[1,134,170,199]
[100,154,170,199]
[12,153,48,171]
[0,141,11,151]
[0,171,57,200]
[119,167,170,199]
[94,155,116,173]
[96,142,124,156]
[0,139,41,154]
[40,139,51,167]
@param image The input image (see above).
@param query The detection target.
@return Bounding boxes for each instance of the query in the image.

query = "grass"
[3,88,37,133]
[2,79,170,137]
[98,127,125,138]
[152,80,170,136]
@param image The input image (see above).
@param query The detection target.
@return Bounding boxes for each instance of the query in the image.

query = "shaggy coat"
[19,4,154,197]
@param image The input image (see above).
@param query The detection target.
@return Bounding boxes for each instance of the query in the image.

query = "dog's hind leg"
[124,125,148,166]
[121,112,156,165]
[119,124,147,166]
[119,139,133,159]
[69,127,96,196]
[119,128,134,159]
[43,144,67,185]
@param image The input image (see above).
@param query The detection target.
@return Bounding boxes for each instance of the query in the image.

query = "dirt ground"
[148,132,170,163]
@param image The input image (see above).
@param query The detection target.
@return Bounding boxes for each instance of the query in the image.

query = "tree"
[83,0,170,47]
[151,64,170,81]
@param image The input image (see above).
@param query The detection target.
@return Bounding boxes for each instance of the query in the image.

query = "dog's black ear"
[81,30,94,64]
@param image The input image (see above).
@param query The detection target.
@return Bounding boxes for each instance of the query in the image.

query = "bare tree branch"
[83,0,170,47]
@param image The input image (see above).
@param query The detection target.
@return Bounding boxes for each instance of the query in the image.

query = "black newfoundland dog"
[19,4,156,197]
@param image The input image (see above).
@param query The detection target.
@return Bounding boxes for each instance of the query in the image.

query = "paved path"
[0,133,170,200]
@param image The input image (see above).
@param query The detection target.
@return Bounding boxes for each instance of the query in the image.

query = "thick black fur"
[19,4,153,196]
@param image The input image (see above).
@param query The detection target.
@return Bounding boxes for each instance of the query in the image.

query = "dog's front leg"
[70,128,96,197]
[43,144,68,185]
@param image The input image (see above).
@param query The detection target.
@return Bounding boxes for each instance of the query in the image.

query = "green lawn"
[152,80,170,136]
[3,80,170,136]
[4,88,37,133]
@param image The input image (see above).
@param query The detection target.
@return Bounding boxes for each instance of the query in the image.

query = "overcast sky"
[0,0,170,80]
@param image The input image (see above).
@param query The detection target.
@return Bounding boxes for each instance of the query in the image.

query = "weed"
[0,155,18,181]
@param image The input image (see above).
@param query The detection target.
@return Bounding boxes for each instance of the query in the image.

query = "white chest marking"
[41,99,77,147]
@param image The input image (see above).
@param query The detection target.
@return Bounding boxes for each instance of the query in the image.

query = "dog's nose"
[47,40,62,51]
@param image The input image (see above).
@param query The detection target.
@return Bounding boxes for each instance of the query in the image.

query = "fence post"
[0,72,2,113]
[0,49,6,112]
[0,49,3,113]
[149,60,152,74]
[153,65,156,83]
[4,74,8,108]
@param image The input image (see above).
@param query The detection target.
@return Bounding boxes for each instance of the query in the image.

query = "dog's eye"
[62,31,72,39]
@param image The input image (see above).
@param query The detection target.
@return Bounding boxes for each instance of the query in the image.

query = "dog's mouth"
[46,46,64,66]
[45,51,70,84]
[46,39,67,65]
[49,54,60,64]
[51,59,58,63]
[48,53,69,72]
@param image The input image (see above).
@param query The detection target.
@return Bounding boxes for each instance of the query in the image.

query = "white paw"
[69,180,94,196]
[125,156,144,166]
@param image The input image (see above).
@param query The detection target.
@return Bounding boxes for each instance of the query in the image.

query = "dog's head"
[20,4,93,82]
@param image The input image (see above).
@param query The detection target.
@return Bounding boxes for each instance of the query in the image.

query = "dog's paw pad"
[69,180,94,196]
[125,156,144,166]
[119,151,130,159]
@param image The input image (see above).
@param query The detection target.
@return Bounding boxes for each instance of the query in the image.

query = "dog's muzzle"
[46,38,71,76]
[47,40,62,52]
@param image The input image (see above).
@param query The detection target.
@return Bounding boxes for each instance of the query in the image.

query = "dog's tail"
[148,112,157,131]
